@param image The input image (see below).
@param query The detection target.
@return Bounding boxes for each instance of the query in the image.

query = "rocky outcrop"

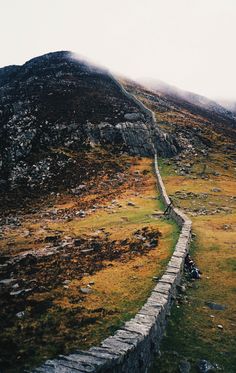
[0,51,178,192]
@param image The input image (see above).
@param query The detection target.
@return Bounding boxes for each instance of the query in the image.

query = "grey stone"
[80,287,92,294]
[127,201,136,206]
[124,112,142,121]
[115,329,141,345]
[178,285,187,293]
[122,320,150,336]
[154,282,172,295]
[10,289,26,296]
[205,302,226,311]
[179,359,191,373]
[60,351,106,367]
[0,278,17,286]
[102,336,134,352]
[38,360,86,372]
[16,311,25,318]
[160,273,176,284]
[197,359,219,372]
[88,346,120,360]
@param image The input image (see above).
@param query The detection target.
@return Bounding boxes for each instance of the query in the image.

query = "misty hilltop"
[0,51,178,195]
[140,78,236,128]
[0,51,235,202]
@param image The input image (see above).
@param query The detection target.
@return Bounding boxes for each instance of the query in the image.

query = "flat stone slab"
[88,346,120,360]
[34,360,89,373]
[168,257,183,268]
[154,281,172,295]
[101,336,134,354]
[160,274,176,284]
[122,320,150,337]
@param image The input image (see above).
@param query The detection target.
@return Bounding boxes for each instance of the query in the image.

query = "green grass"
[0,157,180,373]
[220,258,236,273]
[150,242,236,373]
[149,157,236,373]
[156,159,176,177]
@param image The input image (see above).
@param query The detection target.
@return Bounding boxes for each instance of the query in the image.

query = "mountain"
[0,51,177,197]
[1,51,235,205]
[1,52,236,373]
[118,77,236,172]
[216,99,236,115]
[140,78,236,134]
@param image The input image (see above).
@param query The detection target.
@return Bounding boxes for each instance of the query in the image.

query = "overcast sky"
[1,0,235,101]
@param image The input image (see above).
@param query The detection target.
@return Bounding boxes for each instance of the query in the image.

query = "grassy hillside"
[122,80,236,372]
[0,151,178,372]
[150,155,236,372]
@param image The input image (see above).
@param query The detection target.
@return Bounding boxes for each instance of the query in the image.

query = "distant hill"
[121,77,236,163]
[139,78,236,131]
[216,99,236,115]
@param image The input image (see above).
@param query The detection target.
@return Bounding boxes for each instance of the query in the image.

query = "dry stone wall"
[106,75,179,157]
[32,154,192,373]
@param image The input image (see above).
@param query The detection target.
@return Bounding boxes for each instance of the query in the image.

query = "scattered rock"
[178,285,187,293]
[74,238,85,246]
[222,224,232,230]
[205,302,226,311]
[81,248,94,254]
[76,210,86,218]
[127,201,136,206]
[10,290,25,296]
[44,235,60,243]
[211,188,221,193]
[10,288,32,296]
[124,112,142,121]
[71,185,87,195]
[197,359,219,372]
[0,278,17,286]
[80,287,92,294]
[12,283,20,289]
[16,311,25,318]
[179,359,191,373]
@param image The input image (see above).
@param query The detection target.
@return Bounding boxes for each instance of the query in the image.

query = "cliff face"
[0,51,178,193]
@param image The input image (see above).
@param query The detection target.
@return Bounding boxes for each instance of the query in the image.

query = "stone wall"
[107,74,179,157]
[32,155,192,373]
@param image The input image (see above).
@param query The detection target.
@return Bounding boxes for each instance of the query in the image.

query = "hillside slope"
[123,79,236,160]
[125,80,236,373]
[140,79,236,137]
[0,51,177,198]
[0,51,236,372]
[1,51,236,205]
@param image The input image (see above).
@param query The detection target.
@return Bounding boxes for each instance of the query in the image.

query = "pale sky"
[1,0,236,101]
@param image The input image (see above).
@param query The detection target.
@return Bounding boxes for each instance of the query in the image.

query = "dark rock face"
[0,51,178,192]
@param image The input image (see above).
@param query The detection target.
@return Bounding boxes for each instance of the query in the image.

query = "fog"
[1,0,236,101]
